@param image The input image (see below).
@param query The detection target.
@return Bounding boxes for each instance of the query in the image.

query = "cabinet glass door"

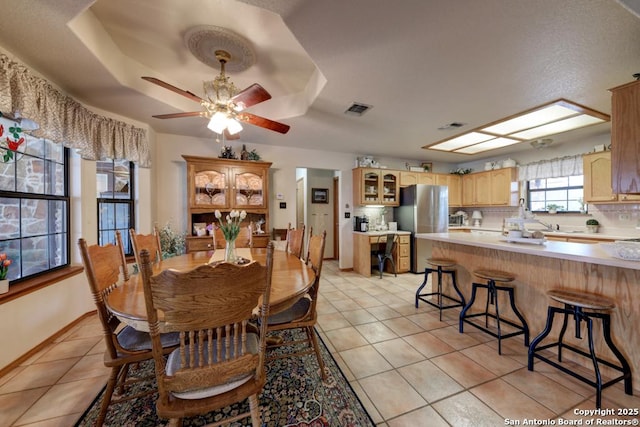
[363,171,380,203]
[194,170,228,207]
[381,172,398,204]
[234,170,265,208]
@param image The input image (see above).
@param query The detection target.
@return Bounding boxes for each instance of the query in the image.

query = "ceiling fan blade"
[152,111,205,119]
[231,83,271,110]
[238,112,290,134]
[142,77,204,104]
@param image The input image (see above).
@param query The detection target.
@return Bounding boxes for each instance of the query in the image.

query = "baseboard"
[0,310,97,379]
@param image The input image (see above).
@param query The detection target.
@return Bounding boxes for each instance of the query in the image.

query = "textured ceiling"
[0,0,639,164]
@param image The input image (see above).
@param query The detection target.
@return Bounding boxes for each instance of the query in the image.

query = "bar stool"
[459,269,529,354]
[528,289,632,408]
[415,258,465,321]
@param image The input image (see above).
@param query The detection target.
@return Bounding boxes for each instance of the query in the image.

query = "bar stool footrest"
[416,292,464,311]
[530,342,629,391]
[461,313,527,340]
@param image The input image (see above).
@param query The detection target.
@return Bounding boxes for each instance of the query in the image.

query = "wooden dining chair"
[266,230,327,379]
[78,231,179,426]
[285,223,306,259]
[139,243,275,427]
[129,226,162,266]
[212,221,254,249]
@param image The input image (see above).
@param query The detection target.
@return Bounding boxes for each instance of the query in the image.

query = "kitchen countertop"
[416,232,640,271]
[353,230,411,235]
[447,226,635,241]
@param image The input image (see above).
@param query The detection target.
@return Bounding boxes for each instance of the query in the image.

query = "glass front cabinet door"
[233,167,267,209]
[192,167,229,208]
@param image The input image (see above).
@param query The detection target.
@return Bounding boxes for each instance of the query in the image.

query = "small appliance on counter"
[354,215,369,232]
[449,211,467,226]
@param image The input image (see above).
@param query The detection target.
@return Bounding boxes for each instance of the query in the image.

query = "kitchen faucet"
[536,220,559,231]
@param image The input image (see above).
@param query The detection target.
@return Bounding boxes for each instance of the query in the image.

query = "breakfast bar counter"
[416,232,640,393]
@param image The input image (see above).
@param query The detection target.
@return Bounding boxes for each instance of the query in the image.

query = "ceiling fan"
[142,50,290,139]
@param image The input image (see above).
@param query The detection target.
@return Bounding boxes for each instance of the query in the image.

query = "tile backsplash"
[456,203,640,237]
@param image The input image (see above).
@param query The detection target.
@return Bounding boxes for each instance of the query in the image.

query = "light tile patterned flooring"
[1,260,639,426]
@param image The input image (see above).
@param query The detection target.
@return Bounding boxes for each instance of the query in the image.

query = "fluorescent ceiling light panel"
[481,105,577,135]
[428,132,494,151]
[512,115,605,140]
[423,99,609,155]
[455,137,521,154]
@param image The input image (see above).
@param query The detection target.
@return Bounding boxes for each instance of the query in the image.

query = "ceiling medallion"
[184,25,255,73]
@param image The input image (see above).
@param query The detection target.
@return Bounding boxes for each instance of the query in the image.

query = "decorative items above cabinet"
[183,155,272,251]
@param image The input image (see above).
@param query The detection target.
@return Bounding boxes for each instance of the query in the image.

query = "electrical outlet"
[619,213,631,221]
[345,212,351,218]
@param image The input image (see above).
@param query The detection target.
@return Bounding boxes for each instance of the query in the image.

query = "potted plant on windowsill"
[586,218,599,234]
[547,204,563,214]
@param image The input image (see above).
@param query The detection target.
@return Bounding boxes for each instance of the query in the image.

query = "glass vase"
[224,239,237,263]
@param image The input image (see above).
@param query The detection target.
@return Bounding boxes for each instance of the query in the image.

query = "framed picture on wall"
[311,188,329,203]
[421,162,433,172]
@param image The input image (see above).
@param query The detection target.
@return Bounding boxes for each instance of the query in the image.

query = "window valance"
[518,154,583,181]
[0,54,150,167]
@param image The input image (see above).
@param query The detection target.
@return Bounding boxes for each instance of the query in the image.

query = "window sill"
[0,266,84,305]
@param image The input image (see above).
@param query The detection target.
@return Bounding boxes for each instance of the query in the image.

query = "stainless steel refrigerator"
[394,185,448,273]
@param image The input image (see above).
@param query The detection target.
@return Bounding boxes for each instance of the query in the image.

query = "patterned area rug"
[75,329,375,427]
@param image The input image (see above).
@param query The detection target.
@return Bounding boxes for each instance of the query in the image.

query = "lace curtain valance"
[0,54,150,167]
[518,154,583,181]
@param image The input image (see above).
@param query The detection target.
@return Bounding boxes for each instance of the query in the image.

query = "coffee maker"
[354,216,368,232]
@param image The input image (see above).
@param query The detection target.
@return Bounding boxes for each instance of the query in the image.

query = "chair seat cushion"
[267,296,311,325]
[166,332,259,400]
[117,325,180,352]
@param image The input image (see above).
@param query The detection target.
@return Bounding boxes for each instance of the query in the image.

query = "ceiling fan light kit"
[142,27,290,137]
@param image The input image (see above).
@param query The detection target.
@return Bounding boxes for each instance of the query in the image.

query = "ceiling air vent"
[438,122,466,130]
[344,102,372,116]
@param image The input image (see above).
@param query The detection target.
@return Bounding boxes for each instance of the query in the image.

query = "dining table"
[106,247,316,332]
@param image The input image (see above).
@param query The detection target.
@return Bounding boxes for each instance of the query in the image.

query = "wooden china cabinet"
[182,155,272,252]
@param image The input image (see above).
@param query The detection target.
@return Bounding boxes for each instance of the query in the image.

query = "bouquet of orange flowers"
[0,253,12,280]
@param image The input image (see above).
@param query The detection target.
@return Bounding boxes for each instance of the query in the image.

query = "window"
[0,115,69,283]
[97,159,135,255]
[527,175,583,212]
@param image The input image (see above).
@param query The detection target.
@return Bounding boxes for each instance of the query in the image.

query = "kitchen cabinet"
[396,234,411,272]
[610,80,640,195]
[399,171,435,186]
[352,231,410,276]
[353,168,399,206]
[435,174,462,206]
[462,168,517,207]
[583,151,640,203]
[183,155,272,251]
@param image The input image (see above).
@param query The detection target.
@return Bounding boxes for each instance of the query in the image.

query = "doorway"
[295,168,339,260]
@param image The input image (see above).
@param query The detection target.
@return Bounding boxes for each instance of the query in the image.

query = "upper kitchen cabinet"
[462,168,517,206]
[399,171,435,186]
[610,80,640,194]
[353,168,399,206]
[435,174,462,206]
[583,151,640,202]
